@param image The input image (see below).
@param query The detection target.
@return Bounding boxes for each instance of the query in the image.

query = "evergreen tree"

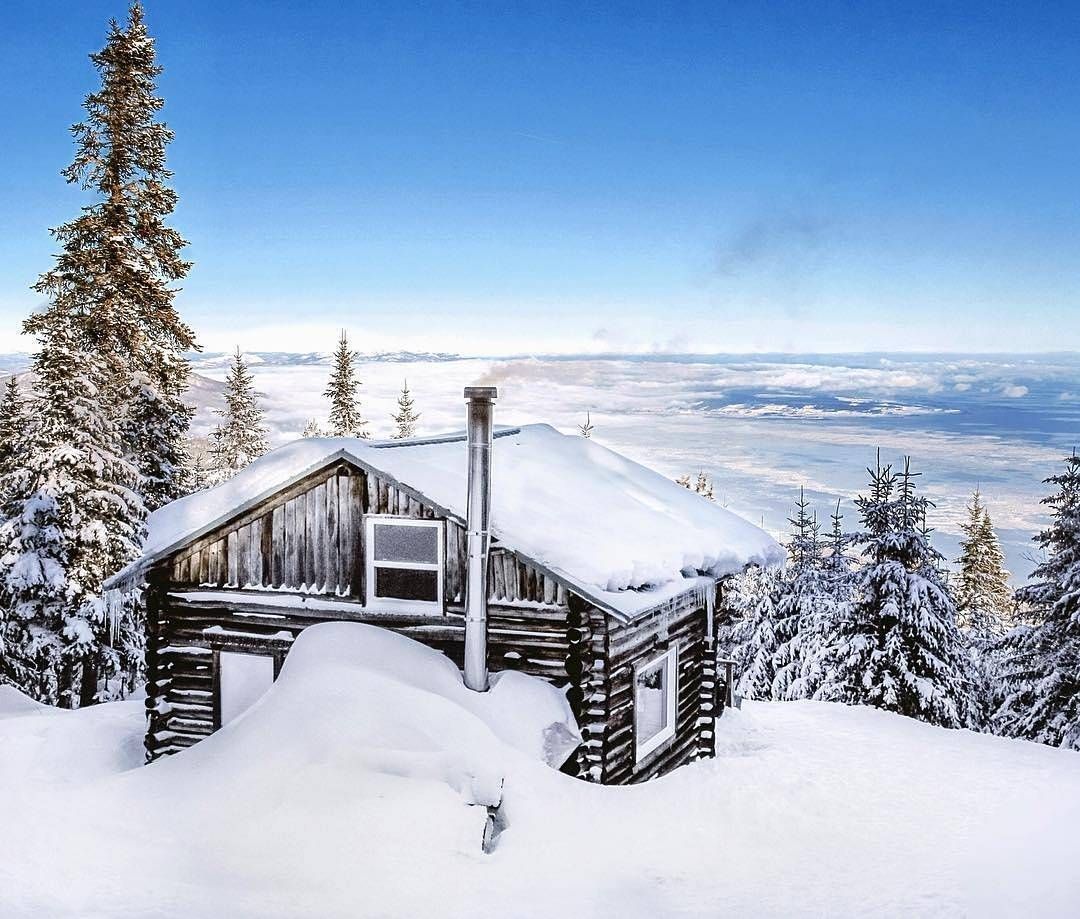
[676,472,715,501]
[579,412,594,439]
[179,446,213,494]
[955,488,1013,639]
[301,418,327,438]
[25,2,196,512]
[821,498,857,599]
[0,376,27,689]
[0,322,144,707]
[324,332,368,438]
[995,452,1080,750]
[814,455,974,728]
[955,489,1014,728]
[0,376,25,491]
[391,380,420,440]
[208,349,268,483]
[795,499,860,703]
[772,489,828,700]
[716,564,782,700]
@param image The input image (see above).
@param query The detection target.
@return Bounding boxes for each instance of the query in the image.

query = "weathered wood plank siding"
[145,587,577,761]
[170,461,566,610]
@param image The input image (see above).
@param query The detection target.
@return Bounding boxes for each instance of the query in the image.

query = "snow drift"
[2,624,1078,918]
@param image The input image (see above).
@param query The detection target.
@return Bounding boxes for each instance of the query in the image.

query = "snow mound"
[0,684,49,719]
[1,672,1079,917]
[266,621,581,770]
[111,424,783,615]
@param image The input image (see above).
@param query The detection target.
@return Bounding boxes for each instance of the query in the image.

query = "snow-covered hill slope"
[1,628,1077,918]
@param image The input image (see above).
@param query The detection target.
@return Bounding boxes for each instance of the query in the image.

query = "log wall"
[142,457,724,782]
[564,586,716,784]
[143,586,579,761]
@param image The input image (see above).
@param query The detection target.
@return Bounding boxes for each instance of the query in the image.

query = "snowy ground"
[2,625,1078,919]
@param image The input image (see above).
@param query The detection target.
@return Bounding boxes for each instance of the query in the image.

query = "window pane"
[635,659,669,744]
[375,566,439,602]
[373,524,439,564]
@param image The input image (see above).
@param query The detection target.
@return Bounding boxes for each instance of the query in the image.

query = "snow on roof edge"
[106,426,784,621]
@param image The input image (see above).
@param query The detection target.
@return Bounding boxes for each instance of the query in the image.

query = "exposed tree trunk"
[79,654,98,708]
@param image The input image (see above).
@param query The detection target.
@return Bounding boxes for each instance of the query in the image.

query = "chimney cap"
[464,386,498,401]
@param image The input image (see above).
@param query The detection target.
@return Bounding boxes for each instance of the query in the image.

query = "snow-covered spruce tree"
[26,2,197,513]
[955,489,1014,727]
[0,376,25,494]
[994,452,1080,750]
[391,380,420,440]
[0,374,28,688]
[716,564,782,700]
[793,499,860,702]
[0,321,144,707]
[178,445,212,495]
[821,498,857,600]
[324,332,369,438]
[955,488,1014,640]
[772,489,829,701]
[814,455,974,728]
[676,472,715,501]
[579,412,594,439]
[208,349,268,483]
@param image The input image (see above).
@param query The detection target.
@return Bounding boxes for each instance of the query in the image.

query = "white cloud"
[1000,384,1029,398]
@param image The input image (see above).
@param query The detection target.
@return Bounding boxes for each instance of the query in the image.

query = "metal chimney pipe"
[463,386,497,692]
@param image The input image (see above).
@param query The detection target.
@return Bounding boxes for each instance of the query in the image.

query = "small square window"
[634,648,678,762]
[365,516,444,611]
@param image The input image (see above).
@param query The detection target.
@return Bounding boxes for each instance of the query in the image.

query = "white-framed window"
[634,646,678,763]
[364,516,444,612]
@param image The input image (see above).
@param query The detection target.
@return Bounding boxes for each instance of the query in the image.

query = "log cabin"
[106,388,782,784]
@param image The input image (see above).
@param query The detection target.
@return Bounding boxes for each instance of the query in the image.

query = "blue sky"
[1,1,1078,355]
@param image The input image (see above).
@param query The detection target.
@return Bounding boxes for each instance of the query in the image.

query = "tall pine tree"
[772,489,828,701]
[716,564,782,700]
[955,488,1013,639]
[995,452,1080,750]
[955,489,1014,727]
[391,380,420,439]
[814,455,974,728]
[26,2,196,512]
[0,375,27,690]
[0,322,144,706]
[208,349,269,483]
[324,332,369,438]
[0,376,25,498]
[821,498,857,600]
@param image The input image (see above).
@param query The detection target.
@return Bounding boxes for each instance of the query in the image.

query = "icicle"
[105,588,125,645]
[703,578,716,644]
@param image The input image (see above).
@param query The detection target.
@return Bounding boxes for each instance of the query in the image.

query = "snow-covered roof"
[110,424,782,618]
